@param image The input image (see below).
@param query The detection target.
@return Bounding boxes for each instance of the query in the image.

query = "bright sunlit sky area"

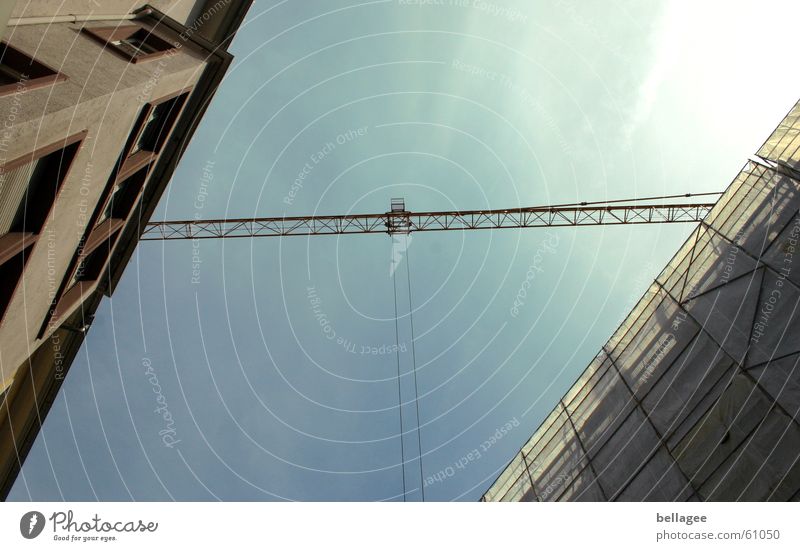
[10,0,800,501]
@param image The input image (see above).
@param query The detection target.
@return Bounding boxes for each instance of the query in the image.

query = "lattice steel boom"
[141,198,717,240]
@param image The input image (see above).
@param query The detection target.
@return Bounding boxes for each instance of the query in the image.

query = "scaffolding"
[483,100,800,502]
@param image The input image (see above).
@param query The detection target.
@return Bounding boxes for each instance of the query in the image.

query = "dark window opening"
[0,134,83,326]
[110,28,171,57]
[1,142,81,235]
[0,246,31,320]
[0,42,66,95]
[70,232,118,287]
[103,167,149,221]
[83,25,176,63]
[131,92,189,155]
[0,63,24,85]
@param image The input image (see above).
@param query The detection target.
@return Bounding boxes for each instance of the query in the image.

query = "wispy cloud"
[621,1,682,143]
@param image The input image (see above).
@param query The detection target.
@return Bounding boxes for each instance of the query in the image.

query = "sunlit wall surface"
[483,101,800,502]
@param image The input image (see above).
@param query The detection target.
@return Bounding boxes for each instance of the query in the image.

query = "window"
[0,132,84,322]
[111,28,166,57]
[0,42,66,96]
[0,150,73,235]
[51,193,128,324]
[130,92,189,156]
[70,232,120,287]
[109,90,188,193]
[92,91,188,228]
[47,218,122,326]
[98,167,149,224]
[82,24,176,63]
[46,89,189,329]
[0,247,30,320]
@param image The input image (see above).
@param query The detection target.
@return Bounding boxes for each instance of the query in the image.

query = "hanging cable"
[404,235,425,502]
[392,266,407,502]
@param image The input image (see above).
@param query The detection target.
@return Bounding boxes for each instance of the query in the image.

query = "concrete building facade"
[0,0,252,499]
[483,100,800,502]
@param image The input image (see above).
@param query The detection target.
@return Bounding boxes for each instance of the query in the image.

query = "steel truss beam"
[141,202,716,240]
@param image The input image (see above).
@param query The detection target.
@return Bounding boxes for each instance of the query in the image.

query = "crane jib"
[141,195,721,240]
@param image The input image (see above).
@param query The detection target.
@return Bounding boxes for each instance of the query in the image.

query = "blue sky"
[10,0,800,501]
